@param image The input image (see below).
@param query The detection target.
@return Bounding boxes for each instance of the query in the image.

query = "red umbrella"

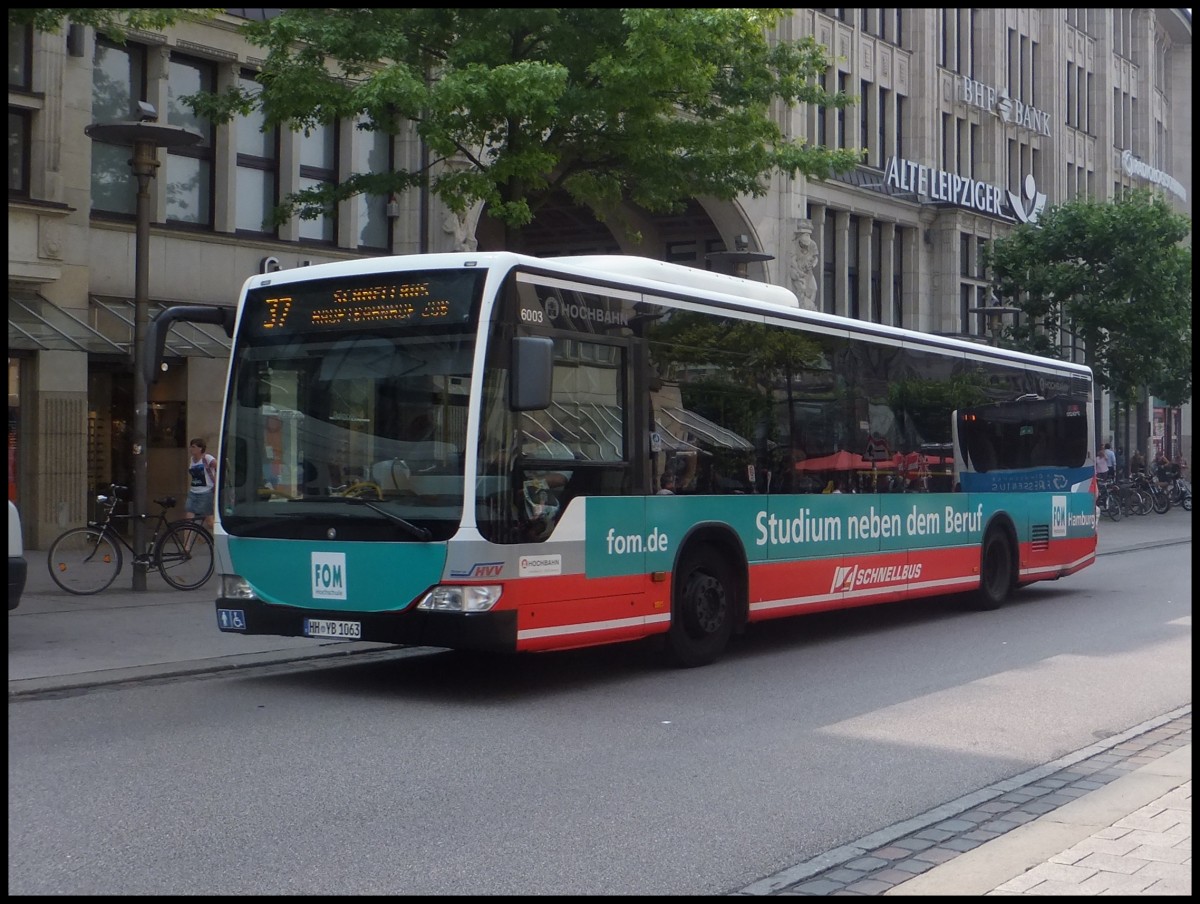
[795,450,870,471]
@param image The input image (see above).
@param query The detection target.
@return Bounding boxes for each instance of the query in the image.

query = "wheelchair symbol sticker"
[217,608,246,630]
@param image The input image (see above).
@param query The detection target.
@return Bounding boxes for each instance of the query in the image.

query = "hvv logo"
[312,552,347,600]
[450,562,505,578]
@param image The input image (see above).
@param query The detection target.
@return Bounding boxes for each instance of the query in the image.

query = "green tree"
[984,190,1192,414]
[179,8,862,247]
[9,9,219,41]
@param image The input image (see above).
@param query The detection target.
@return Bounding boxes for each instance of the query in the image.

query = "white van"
[8,500,26,610]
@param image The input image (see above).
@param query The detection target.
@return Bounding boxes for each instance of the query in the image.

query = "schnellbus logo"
[831,562,922,593]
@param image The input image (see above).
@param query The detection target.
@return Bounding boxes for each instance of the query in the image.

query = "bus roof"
[241,251,1091,379]
[553,255,801,308]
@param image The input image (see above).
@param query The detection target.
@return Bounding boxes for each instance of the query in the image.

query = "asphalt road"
[8,541,1191,895]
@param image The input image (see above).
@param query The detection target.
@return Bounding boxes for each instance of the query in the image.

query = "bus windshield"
[219,268,484,541]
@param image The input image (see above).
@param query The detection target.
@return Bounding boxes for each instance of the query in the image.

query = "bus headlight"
[416,585,502,612]
[220,574,259,600]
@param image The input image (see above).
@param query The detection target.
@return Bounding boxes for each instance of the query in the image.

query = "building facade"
[8,8,1192,547]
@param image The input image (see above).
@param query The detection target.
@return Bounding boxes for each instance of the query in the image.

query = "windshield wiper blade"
[341,497,433,540]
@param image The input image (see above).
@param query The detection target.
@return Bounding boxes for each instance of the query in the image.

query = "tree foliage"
[8,8,219,41]
[180,8,862,246]
[984,190,1192,406]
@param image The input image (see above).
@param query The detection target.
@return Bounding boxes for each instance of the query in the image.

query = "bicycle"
[1127,470,1169,514]
[1112,477,1152,517]
[1095,476,1123,521]
[46,483,214,594]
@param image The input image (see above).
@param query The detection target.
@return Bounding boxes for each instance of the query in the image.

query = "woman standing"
[185,438,218,532]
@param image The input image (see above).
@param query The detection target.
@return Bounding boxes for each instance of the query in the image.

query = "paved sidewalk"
[10,507,1192,897]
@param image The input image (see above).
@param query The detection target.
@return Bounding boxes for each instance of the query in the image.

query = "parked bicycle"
[1116,477,1153,517]
[46,484,214,594]
[1130,469,1171,514]
[1095,476,1123,521]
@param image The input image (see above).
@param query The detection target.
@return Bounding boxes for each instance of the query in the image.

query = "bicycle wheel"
[1132,489,1153,516]
[156,521,214,591]
[1101,492,1122,521]
[46,527,122,594]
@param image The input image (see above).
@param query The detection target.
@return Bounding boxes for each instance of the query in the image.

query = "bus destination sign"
[245,271,482,337]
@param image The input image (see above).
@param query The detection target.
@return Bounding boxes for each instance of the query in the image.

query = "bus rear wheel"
[666,543,735,668]
[971,527,1015,611]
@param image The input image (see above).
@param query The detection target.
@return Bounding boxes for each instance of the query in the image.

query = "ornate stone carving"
[790,220,819,311]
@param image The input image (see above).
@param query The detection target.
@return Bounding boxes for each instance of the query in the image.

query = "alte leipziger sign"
[883,156,1046,223]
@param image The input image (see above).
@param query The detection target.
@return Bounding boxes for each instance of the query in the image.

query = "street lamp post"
[85,104,201,590]
[968,292,1021,346]
[706,234,774,279]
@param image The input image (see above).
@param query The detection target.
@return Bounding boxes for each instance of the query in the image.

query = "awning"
[7,291,232,357]
[8,290,122,353]
[91,295,232,359]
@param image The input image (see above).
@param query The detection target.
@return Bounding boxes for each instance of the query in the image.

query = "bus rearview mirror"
[510,336,553,411]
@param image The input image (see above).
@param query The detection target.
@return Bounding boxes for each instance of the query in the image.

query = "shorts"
[186,489,214,517]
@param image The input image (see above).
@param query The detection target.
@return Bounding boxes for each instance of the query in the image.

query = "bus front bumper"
[214,597,517,654]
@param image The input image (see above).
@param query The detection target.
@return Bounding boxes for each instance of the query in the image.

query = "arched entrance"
[473,191,745,274]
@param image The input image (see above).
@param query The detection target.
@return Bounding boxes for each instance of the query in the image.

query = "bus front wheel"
[972,527,1015,611]
[666,543,735,668]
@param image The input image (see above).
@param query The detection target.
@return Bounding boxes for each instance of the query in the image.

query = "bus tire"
[971,526,1015,611]
[666,543,735,668]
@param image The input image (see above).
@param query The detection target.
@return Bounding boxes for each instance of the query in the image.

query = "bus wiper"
[342,497,433,540]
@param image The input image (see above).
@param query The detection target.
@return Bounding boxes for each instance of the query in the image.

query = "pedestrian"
[1095,447,1110,479]
[1103,442,1116,474]
[1130,449,1146,475]
[185,437,218,532]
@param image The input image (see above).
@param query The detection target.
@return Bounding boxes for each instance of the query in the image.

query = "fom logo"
[449,562,505,578]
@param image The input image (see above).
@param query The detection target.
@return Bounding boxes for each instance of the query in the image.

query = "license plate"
[304,618,362,639]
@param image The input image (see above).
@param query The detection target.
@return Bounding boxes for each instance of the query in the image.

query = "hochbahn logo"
[831,562,922,593]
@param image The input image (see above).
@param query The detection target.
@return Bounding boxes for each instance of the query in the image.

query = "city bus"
[158,252,1098,667]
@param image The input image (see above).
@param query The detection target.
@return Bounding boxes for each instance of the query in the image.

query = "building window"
[235,72,278,235]
[665,240,697,264]
[8,17,38,197]
[1030,40,1039,107]
[816,70,828,147]
[298,120,338,243]
[90,37,147,216]
[166,54,215,226]
[8,109,31,196]
[847,214,859,320]
[892,228,903,329]
[860,78,870,157]
[878,86,890,161]
[822,210,836,316]
[938,10,948,68]
[355,122,391,251]
[9,23,32,89]
[1066,62,1075,128]
[870,221,882,323]
[836,72,847,149]
[1082,70,1091,134]
[941,113,953,170]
